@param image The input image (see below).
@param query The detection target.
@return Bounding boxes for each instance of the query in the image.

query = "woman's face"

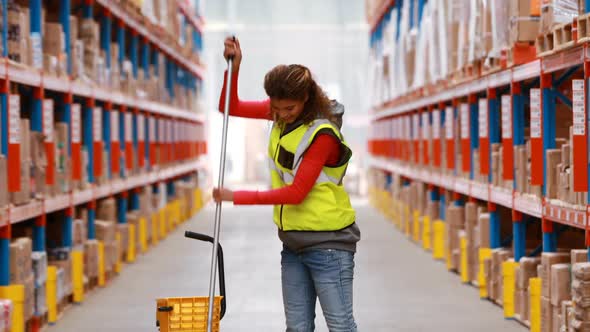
[270,98,306,124]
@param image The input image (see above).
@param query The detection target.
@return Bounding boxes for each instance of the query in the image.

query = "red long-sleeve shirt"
[219,71,341,205]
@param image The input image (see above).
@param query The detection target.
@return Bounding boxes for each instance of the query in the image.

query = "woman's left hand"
[213,187,234,203]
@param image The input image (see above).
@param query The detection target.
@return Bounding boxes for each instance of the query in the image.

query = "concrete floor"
[46,198,524,332]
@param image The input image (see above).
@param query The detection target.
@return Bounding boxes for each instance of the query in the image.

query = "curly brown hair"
[263,64,335,125]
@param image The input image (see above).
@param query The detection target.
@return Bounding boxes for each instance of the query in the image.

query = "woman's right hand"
[223,36,242,73]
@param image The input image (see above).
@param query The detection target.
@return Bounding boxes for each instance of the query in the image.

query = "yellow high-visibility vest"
[268,119,356,231]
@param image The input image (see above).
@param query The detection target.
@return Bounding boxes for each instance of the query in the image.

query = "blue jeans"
[281,246,358,332]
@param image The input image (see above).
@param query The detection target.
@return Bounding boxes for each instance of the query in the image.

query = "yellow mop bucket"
[156,232,227,332]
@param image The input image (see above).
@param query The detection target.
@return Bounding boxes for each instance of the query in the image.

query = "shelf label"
[460,103,469,139]
[111,111,119,142]
[72,104,81,144]
[30,32,43,69]
[573,79,585,136]
[43,99,54,142]
[445,107,453,139]
[138,114,145,140]
[530,88,543,185]
[9,95,20,144]
[125,113,132,142]
[422,112,429,139]
[501,95,512,139]
[530,89,541,138]
[572,79,588,192]
[479,99,488,138]
[93,107,102,142]
[432,109,440,139]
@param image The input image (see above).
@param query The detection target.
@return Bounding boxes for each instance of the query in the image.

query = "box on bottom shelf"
[32,251,47,287]
[84,240,99,279]
[34,283,46,316]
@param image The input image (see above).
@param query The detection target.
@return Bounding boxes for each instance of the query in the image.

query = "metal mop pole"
[206,58,233,332]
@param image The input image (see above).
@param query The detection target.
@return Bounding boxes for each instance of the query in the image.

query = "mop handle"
[206,49,234,332]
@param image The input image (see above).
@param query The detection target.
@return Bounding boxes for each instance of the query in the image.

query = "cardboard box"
[542,252,571,298]
[95,220,116,243]
[511,18,540,43]
[43,22,64,57]
[519,290,529,321]
[127,212,142,253]
[31,251,47,286]
[478,213,491,248]
[34,282,46,316]
[552,304,561,332]
[49,257,72,298]
[447,205,465,226]
[551,263,572,306]
[572,249,588,265]
[84,240,99,278]
[562,300,573,330]
[9,238,32,284]
[97,198,117,222]
[541,296,552,332]
[73,219,87,247]
[117,224,129,261]
[518,257,541,290]
[546,149,562,199]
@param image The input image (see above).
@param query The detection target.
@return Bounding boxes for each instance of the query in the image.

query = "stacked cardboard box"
[84,240,99,279]
[48,256,71,302]
[489,248,511,302]
[117,223,129,261]
[55,123,70,194]
[10,238,32,284]
[30,131,47,198]
[73,219,87,248]
[464,202,479,282]
[126,212,141,255]
[31,251,47,287]
[95,220,117,273]
[10,237,36,320]
[546,149,562,199]
[79,19,100,82]
[7,3,30,65]
[509,0,541,44]
[446,205,465,271]
[42,22,65,76]
[540,252,571,331]
[571,262,590,331]
[97,198,117,222]
[517,257,541,322]
[551,264,572,331]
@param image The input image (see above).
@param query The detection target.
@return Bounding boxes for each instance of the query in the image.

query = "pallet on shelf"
[552,22,575,51]
[578,12,590,43]
[536,31,555,57]
[481,57,502,76]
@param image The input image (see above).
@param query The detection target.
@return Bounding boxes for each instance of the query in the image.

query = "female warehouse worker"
[214,37,360,332]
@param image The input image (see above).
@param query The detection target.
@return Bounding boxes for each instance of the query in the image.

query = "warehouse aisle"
[47,199,524,332]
